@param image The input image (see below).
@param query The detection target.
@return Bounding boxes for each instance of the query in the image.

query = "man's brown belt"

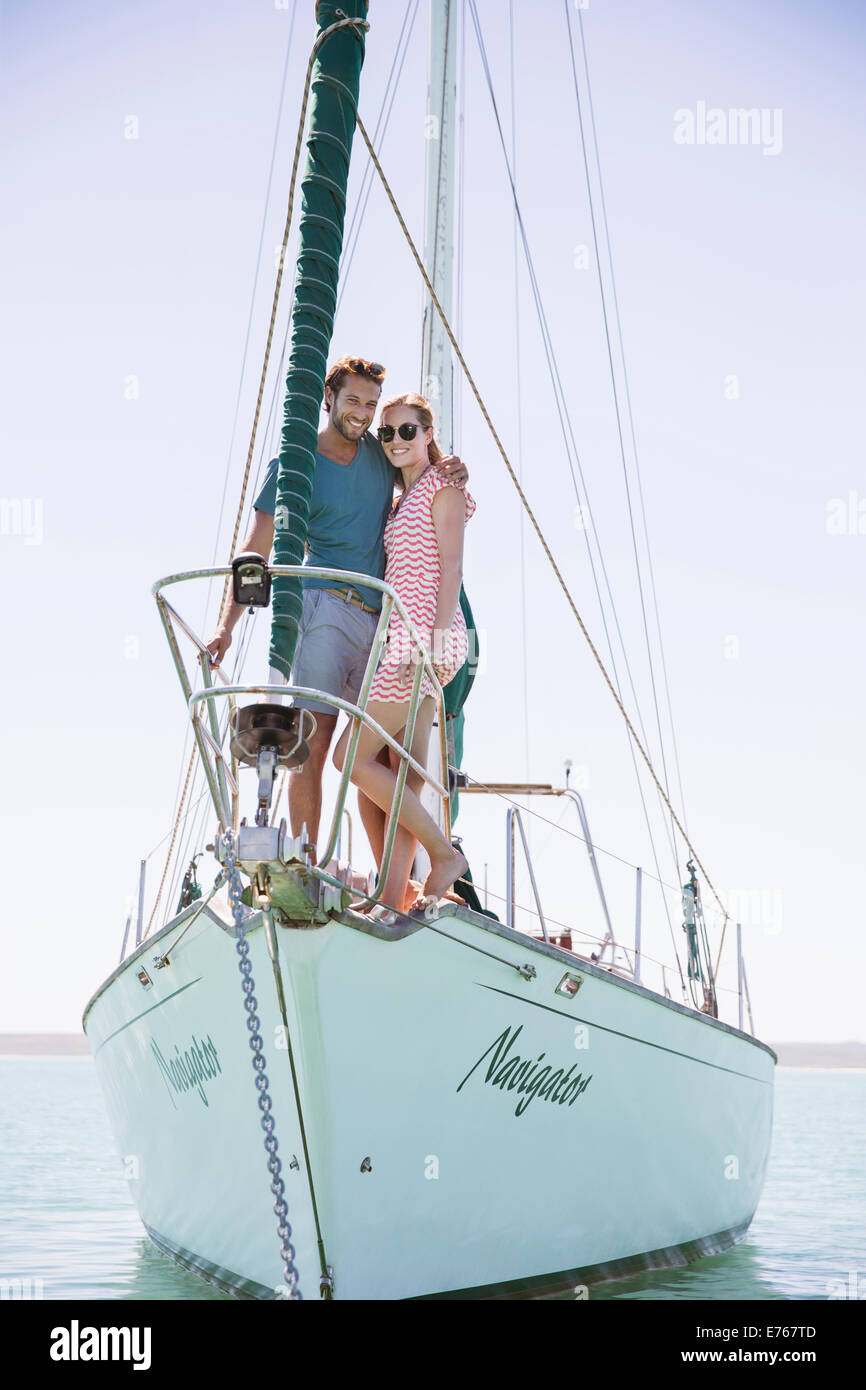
[323,586,379,615]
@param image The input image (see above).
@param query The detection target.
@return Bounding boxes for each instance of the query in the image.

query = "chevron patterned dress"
[368,466,475,702]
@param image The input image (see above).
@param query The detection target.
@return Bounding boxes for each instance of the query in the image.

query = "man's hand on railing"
[206,628,232,667]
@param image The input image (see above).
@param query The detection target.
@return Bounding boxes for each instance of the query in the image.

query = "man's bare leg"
[288,711,338,855]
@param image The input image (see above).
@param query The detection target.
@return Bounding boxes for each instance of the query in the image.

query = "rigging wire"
[563,0,681,880]
[335,0,421,317]
[168,267,294,895]
[146,605,262,937]
[153,0,416,931]
[151,30,358,934]
[459,773,680,889]
[227,266,298,571]
[149,321,286,935]
[140,8,713,996]
[464,1,679,849]
[152,465,279,931]
[472,880,687,994]
[145,746,197,936]
[464,0,684,958]
[574,8,690,840]
[141,784,212,866]
[143,9,357,935]
[214,12,364,623]
[351,108,729,937]
[165,788,210,923]
[144,0,399,933]
[203,2,300,636]
[454,0,467,450]
[508,0,531,784]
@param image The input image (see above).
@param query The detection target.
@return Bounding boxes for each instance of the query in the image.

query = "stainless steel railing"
[460,780,634,973]
[152,564,452,913]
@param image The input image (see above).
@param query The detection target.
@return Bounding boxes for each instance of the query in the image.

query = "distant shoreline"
[0,1034,90,1056]
[770,1042,866,1069]
[2,1034,866,1066]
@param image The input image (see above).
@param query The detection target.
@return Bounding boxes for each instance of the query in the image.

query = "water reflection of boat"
[84,0,774,1300]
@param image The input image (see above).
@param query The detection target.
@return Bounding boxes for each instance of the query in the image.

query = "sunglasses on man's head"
[377,422,427,443]
[344,357,386,381]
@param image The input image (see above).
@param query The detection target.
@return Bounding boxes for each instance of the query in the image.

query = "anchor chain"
[223,829,302,1300]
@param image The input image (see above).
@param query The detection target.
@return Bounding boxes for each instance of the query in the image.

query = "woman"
[333,393,474,919]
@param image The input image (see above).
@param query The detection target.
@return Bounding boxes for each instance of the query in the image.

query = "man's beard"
[333,409,367,441]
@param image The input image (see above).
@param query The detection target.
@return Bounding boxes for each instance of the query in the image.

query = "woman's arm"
[431,486,466,645]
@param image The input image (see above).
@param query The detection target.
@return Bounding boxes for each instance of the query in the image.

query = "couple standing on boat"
[207,356,474,919]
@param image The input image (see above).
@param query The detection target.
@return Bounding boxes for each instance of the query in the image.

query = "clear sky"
[1,0,864,1042]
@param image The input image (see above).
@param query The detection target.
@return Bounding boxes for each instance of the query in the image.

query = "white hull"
[84,898,774,1299]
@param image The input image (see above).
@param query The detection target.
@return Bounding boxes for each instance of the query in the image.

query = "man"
[206,356,467,860]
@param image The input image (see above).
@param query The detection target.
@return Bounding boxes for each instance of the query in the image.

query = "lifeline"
[456,1024,593,1117]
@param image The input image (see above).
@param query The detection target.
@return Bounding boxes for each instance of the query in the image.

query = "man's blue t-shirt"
[253,432,396,611]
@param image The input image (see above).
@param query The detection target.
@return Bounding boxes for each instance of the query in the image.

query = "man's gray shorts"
[285,587,380,717]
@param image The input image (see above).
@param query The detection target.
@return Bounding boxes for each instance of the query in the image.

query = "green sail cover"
[269,0,369,679]
[444,586,477,823]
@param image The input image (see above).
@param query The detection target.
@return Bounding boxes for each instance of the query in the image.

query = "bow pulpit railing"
[153,565,451,920]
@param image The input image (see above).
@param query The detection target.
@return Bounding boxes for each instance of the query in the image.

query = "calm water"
[1,1061,863,1301]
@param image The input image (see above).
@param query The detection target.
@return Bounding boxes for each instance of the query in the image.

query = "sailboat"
[83,0,774,1300]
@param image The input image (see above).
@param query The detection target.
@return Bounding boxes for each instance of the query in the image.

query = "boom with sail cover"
[269,0,369,680]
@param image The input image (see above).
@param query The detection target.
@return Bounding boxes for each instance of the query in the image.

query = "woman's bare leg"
[356,750,391,864]
[355,750,417,911]
[375,700,435,911]
[334,698,466,909]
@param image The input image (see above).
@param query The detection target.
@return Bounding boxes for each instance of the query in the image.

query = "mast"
[417,0,464,855]
[420,0,457,453]
[269,1,369,680]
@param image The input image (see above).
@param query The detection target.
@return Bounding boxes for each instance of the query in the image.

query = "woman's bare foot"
[406,876,464,909]
[413,847,469,908]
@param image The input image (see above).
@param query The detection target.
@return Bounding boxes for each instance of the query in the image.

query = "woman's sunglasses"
[377,422,428,443]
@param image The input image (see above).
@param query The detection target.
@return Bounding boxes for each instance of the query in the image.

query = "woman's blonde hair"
[379,393,443,469]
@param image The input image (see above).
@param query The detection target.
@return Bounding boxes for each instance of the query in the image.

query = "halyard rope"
[147,15,369,941]
[149,16,726,966]
[353,110,728,933]
[218,13,371,617]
